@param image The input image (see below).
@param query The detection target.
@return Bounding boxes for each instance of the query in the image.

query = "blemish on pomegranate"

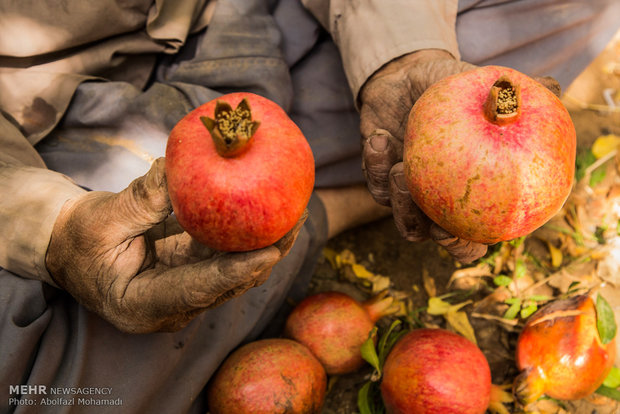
[458,173,481,208]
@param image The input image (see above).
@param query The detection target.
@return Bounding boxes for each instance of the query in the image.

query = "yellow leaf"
[351,263,375,279]
[591,134,620,159]
[422,268,437,297]
[546,241,563,268]
[427,297,472,315]
[323,247,339,269]
[444,310,477,344]
[487,384,514,414]
[339,249,357,265]
[370,275,391,293]
[427,297,453,315]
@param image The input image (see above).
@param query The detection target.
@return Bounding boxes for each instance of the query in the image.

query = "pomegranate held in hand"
[404,66,576,243]
[207,338,327,414]
[380,328,492,414]
[166,92,315,251]
[513,294,617,405]
[284,291,397,375]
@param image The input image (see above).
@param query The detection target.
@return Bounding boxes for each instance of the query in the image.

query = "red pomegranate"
[284,291,397,375]
[166,92,315,251]
[404,66,576,243]
[207,338,327,414]
[513,294,616,406]
[380,328,492,414]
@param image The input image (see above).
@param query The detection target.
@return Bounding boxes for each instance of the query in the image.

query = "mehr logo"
[9,385,47,395]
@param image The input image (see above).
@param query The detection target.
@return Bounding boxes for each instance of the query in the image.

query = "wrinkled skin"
[46,157,305,334]
[359,49,561,263]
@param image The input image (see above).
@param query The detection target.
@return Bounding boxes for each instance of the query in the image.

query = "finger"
[115,157,172,236]
[388,162,431,241]
[534,76,562,98]
[131,245,281,311]
[274,209,308,256]
[429,224,488,264]
[362,129,403,206]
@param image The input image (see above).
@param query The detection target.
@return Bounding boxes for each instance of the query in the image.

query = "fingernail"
[369,134,388,152]
[392,172,408,192]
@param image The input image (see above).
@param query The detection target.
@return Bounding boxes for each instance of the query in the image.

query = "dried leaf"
[422,268,437,297]
[546,241,563,268]
[445,310,477,344]
[323,247,339,269]
[339,249,357,266]
[592,134,620,159]
[487,384,514,414]
[427,297,452,315]
[427,297,472,315]
[352,263,375,279]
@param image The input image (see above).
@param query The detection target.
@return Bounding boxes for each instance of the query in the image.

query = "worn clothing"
[1,0,619,412]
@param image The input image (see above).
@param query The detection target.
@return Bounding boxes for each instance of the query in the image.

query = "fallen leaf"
[546,241,563,268]
[487,384,514,414]
[444,310,477,344]
[422,268,437,297]
[592,134,620,159]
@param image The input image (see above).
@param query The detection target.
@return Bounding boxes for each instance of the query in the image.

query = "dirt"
[307,32,620,414]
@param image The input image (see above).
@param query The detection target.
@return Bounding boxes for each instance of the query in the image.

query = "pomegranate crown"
[201,98,260,157]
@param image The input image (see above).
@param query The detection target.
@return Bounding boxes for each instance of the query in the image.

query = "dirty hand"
[46,157,305,333]
[359,49,487,263]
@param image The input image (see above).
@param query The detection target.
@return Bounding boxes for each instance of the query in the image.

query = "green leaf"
[520,303,538,319]
[590,164,607,187]
[509,236,526,248]
[595,385,620,401]
[514,258,526,279]
[503,299,522,320]
[595,294,617,345]
[575,150,596,181]
[357,381,385,414]
[377,320,407,367]
[493,275,513,287]
[358,381,374,414]
[526,295,552,302]
[603,366,620,388]
[361,327,381,373]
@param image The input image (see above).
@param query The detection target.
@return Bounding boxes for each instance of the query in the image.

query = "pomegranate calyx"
[484,76,521,125]
[512,367,545,407]
[362,291,400,323]
[201,98,260,157]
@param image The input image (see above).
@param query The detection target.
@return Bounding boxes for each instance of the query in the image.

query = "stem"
[484,76,521,125]
[201,98,260,157]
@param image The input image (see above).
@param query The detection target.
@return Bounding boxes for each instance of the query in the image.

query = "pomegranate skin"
[514,295,617,404]
[207,338,327,414]
[166,92,315,251]
[380,328,492,414]
[284,291,382,375]
[404,66,576,244]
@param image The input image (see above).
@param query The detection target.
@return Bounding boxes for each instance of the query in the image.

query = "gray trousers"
[2,0,618,413]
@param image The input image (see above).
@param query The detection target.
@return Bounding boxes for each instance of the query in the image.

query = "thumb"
[115,157,172,235]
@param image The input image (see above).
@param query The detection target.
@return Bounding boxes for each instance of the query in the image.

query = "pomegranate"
[207,338,327,414]
[380,328,492,414]
[513,294,617,406]
[166,92,315,251]
[403,66,576,243]
[284,291,397,375]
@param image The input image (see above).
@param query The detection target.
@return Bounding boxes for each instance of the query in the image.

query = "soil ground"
[306,31,620,414]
